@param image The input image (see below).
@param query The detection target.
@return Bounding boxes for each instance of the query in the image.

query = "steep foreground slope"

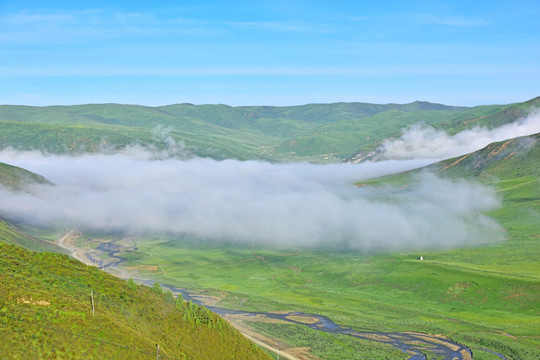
[0,240,271,359]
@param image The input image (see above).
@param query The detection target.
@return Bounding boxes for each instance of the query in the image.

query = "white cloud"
[350,14,488,27]
[377,109,540,160]
[226,20,314,33]
[0,150,502,252]
[2,64,538,78]
[415,14,488,27]
[0,9,212,44]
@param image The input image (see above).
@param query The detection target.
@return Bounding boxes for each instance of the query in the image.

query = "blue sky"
[1,0,539,106]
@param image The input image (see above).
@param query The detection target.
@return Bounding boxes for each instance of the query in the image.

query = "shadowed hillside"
[434,132,540,178]
[0,161,51,191]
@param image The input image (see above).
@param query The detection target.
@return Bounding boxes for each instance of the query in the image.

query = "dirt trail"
[57,229,95,267]
[56,229,133,279]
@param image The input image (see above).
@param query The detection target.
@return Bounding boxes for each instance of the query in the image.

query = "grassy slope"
[437,96,540,133]
[352,133,540,357]
[425,134,540,278]
[0,240,271,360]
[0,161,51,191]
[3,98,535,162]
[0,220,62,254]
[119,237,539,359]
[274,109,462,160]
[346,97,540,162]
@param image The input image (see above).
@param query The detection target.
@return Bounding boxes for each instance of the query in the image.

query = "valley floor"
[54,230,539,360]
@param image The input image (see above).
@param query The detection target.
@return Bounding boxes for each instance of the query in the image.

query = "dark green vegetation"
[0,240,271,359]
[246,322,406,360]
[1,97,538,162]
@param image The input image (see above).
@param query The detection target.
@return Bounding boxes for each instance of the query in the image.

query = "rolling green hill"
[433,132,540,269]
[434,132,540,178]
[0,162,63,253]
[365,132,540,275]
[375,131,540,248]
[1,97,537,162]
[0,161,51,191]
[346,133,540,358]
[0,240,271,359]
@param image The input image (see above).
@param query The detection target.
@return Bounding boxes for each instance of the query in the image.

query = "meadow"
[1,98,539,359]
[107,234,537,359]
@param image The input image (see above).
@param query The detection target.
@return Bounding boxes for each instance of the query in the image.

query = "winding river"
[68,236,507,360]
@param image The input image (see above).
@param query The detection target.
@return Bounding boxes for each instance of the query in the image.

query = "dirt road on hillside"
[57,229,95,266]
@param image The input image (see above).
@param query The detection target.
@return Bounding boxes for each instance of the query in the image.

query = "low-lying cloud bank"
[376,109,540,160]
[0,150,503,251]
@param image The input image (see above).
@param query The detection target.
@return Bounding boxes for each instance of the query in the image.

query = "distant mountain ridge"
[1,97,537,162]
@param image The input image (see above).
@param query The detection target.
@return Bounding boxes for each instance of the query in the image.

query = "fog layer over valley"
[0,148,503,251]
[377,110,540,160]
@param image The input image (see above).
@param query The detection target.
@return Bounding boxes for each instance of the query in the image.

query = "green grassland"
[1,98,539,359]
[108,133,540,359]
[0,220,63,254]
[114,237,539,359]
[1,97,537,162]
